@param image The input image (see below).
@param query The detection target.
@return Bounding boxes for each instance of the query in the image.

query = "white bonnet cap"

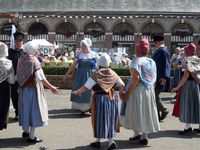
[97,53,112,68]
[81,38,92,49]
[23,40,39,55]
[0,42,8,57]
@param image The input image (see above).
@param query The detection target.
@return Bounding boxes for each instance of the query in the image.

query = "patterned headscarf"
[0,42,14,83]
[184,43,196,56]
[135,38,150,55]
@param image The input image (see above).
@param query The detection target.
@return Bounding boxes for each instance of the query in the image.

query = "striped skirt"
[91,93,119,139]
[179,80,200,123]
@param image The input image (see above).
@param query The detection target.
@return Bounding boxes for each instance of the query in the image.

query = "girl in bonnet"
[17,41,59,143]
[73,54,125,150]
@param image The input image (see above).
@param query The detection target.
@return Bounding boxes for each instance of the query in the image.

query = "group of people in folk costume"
[0,31,200,150]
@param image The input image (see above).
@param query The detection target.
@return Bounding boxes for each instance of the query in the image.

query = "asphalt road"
[0,90,199,150]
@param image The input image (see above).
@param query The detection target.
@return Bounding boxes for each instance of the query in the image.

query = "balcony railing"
[142,35,153,42]
[112,35,134,42]
[84,34,105,41]
[55,34,77,40]
[27,34,49,40]
[171,35,193,42]
[0,34,10,41]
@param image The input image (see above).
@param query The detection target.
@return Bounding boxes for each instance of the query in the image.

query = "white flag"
[10,25,16,49]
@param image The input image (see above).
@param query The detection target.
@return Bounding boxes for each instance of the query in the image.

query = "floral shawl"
[17,54,41,87]
[131,57,157,89]
[91,68,119,92]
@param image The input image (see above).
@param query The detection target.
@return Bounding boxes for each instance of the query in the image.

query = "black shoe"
[129,135,141,141]
[22,132,29,138]
[27,137,43,143]
[139,139,148,145]
[13,116,19,121]
[179,127,192,135]
[106,142,118,150]
[80,112,86,117]
[90,141,101,148]
[194,128,200,133]
[160,111,169,121]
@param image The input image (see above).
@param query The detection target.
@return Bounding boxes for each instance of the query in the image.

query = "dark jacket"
[152,46,170,91]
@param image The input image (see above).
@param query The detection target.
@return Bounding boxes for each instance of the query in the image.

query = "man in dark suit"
[152,34,170,121]
[8,31,24,120]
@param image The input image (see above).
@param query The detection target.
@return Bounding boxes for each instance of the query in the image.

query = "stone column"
[76,32,84,48]
[104,32,113,48]
[48,32,56,43]
[164,33,172,54]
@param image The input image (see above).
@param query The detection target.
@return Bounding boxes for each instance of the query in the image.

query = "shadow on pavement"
[48,109,91,119]
[0,137,30,148]
[149,130,200,139]
[55,140,149,150]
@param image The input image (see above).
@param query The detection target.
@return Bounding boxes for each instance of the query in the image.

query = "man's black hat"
[153,34,164,42]
[14,31,24,41]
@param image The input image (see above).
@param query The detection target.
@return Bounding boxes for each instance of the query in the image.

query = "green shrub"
[43,66,131,76]
[43,66,68,75]
[43,66,175,77]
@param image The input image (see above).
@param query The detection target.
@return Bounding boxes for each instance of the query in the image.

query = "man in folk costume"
[0,42,15,130]
[8,31,24,120]
[152,34,170,121]
[17,41,59,143]
[73,54,125,150]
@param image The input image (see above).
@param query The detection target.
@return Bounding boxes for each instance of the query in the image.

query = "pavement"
[0,90,200,150]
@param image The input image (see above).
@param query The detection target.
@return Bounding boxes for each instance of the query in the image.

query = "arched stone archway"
[0,22,21,42]
[141,22,164,42]
[171,23,193,36]
[113,22,134,35]
[28,22,48,35]
[171,22,194,53]
[112,22,135,44]
[84,22,105,38]
[27,22,48,40]
[112,22,135,58]
[55,22,77,40]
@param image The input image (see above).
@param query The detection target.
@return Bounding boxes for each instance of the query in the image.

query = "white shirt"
[35,68,46,81]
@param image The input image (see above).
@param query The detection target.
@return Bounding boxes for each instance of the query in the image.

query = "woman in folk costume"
[72,54,125,150]
[0,42,15,130]
[64,38,98,116]
[171,43,200,135]
[122,38,160,146]
[17,41,59,143]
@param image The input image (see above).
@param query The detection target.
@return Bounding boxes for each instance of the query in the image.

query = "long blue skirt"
[179,80,200,123]
[91,93,119,139]
[19,87,47,131]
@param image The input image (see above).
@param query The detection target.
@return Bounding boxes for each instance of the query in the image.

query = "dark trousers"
[10,83,19,116]
[155,88,166,119]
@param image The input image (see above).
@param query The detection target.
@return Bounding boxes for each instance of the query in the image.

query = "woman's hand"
[72,90,81,96]
[63,74,72,82]
[50,86,59,94]
[122,92,129,101]
[171,87,178,93]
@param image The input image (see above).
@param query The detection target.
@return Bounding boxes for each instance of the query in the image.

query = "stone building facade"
[0,0,200,55]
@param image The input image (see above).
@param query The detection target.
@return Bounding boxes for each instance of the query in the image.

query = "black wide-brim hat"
[153,33,164,42]
[14,31,24,41]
